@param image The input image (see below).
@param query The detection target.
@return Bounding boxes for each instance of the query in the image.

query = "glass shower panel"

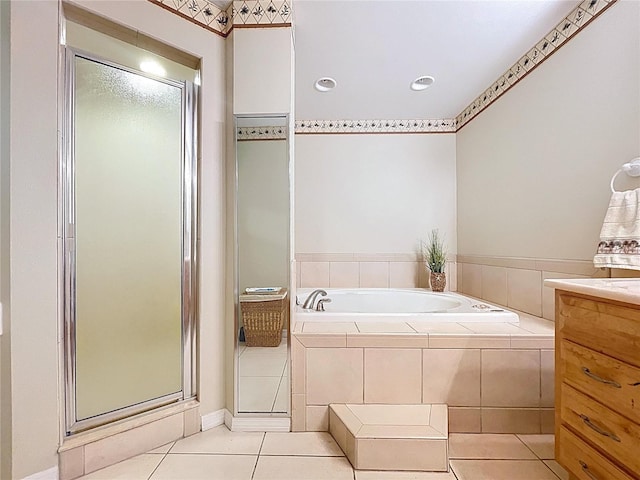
[74,57,183,421]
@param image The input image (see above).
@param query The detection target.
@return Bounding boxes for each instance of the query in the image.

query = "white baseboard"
[225,410,290,432]
[201,408,226,431]
[22,466,58,480]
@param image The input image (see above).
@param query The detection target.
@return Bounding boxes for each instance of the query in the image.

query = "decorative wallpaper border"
[295,119,457,135]
[150,0,616,133]
[296,0,617,135]
[237,126,287,141]
[455,0,617,130]
[148,0,292,37]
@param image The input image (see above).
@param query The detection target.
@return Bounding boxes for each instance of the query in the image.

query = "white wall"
[457,1,640,261]
[0,1,10,477]
[5,3,60,478]
[233,27,293,115]
[238,140,289,293]
[295,134,457,255]
[3,1,226,477]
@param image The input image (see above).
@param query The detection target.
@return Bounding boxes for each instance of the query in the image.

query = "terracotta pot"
[430,272,446,292]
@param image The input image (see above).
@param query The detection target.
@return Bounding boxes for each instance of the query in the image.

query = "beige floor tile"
[170,425,264,454]
[355,471,456,480]
[79,454,162,480]
[239,354,287,376]
[517,434,555,460]
[448,434,536,460]
[150,454,257,480]
[239,376,280,412]
[260,432,344,456]
[543,460,569,480]
[450,459,558,480]
[148,442,174,454]
[252,455,354,480]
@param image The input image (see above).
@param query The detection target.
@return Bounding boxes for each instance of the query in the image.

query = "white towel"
[594,188,640,270]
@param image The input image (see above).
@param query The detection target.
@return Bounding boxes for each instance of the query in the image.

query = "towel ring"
[611,157,640,193]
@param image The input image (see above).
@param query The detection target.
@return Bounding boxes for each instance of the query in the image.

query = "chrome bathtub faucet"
[302,289,327,310]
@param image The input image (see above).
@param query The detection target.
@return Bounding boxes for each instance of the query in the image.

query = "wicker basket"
[240,289,288,347]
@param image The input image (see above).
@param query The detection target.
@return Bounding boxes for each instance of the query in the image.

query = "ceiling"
[294,0,581,120]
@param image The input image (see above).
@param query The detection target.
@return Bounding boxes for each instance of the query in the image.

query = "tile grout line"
[251,432,267,480]
[541,459,565,480]
[146,442,174,480]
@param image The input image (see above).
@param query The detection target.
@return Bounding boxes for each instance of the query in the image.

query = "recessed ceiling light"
[314,77,337,92]
[140,60,166,77]
[410,75,435,91]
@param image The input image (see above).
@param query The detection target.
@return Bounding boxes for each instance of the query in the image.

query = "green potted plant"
[422,229,447,292]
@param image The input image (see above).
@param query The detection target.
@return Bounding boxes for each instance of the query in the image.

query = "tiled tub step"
[328,404,449,472]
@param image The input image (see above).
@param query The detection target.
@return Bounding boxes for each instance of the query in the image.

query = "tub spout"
[302,289,327,310]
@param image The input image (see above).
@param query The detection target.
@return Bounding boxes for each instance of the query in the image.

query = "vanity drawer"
[560,383,640,474]
[561,339,640,423]
[558,426,635,480]
[557,293,640,367]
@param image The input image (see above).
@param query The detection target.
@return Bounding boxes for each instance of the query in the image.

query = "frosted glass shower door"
[71,56,185,423]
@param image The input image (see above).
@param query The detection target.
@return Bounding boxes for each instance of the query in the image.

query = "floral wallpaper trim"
[295,119,456,135]
[237,126,287,141]
[147,0,292,37]
[455,0,617,130]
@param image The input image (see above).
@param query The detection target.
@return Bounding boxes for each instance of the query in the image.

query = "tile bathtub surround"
[456,255,608,320]
[75,428,568,480]
[293,312,555,435]
[296,253,457,291]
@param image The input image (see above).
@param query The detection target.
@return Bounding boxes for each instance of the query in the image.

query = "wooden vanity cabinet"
[555,290,640,480]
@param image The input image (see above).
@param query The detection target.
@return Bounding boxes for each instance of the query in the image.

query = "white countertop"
[544,278,640,305]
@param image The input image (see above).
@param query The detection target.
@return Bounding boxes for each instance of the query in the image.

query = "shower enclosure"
[62,49,198,434]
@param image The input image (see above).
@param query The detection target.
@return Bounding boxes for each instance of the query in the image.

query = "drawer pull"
[581,367,621,388]
[579,460,601,480]
[579,414,621,442]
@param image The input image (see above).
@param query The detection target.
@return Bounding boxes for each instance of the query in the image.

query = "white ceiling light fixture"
[314,77,337,92]
[140,60,167,77]
[410,75,435,91]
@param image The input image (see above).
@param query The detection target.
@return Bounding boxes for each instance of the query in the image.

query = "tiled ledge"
[456,255,606,277]
[293,309,554,350]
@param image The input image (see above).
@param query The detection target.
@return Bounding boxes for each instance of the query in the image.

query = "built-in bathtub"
[291,287,555,435]
[296,288,519,323]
